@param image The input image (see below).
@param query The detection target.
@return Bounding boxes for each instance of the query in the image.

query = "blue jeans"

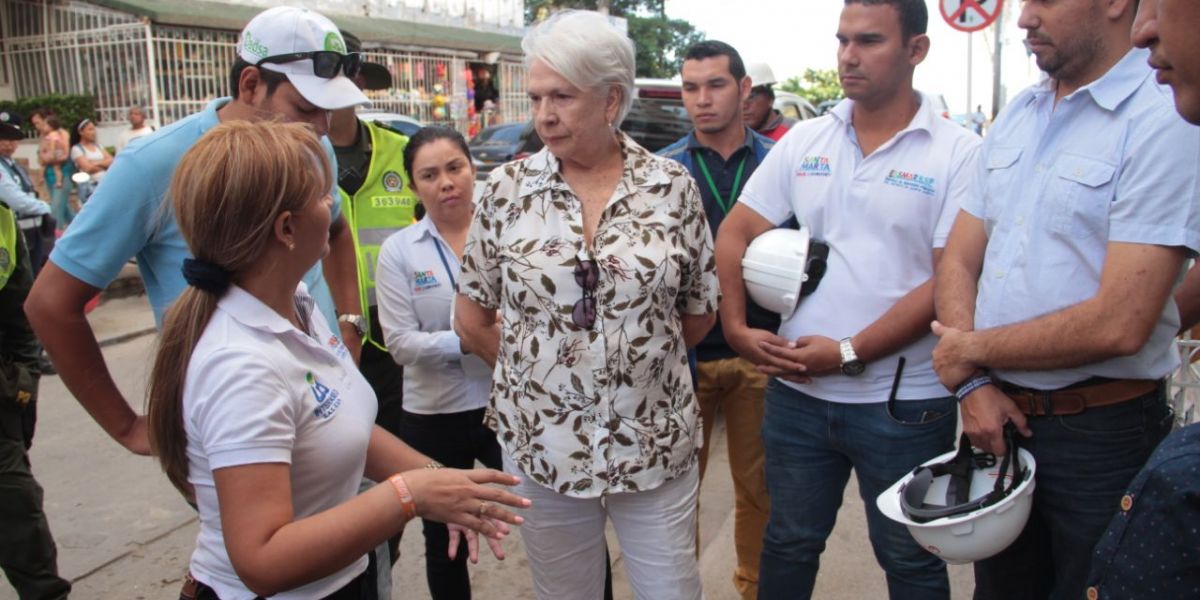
[757,381,956,600]
[973,384,1172,600]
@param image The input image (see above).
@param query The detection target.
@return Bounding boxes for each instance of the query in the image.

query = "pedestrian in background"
[28,109,72,229]
[455,10,718,600]
[69,118,112,205]
[147,119,528,600]
[115,105,155,154]
[742,63,794,141]
[931,0,1200,597]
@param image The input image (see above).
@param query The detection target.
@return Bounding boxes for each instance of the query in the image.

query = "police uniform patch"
[382,171,404,192]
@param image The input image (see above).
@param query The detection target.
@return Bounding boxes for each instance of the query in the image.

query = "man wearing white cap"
[26,6,370,457]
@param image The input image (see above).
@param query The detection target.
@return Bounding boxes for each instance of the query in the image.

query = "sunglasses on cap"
[256,51,363,80]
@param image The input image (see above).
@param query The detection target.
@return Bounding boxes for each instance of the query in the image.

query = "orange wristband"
[387,474,418,521]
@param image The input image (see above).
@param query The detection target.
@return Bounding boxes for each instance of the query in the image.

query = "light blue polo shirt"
[51,98,343,330]
[965,48,1200,389]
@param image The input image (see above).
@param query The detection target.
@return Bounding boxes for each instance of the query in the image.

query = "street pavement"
[3,294,974,599]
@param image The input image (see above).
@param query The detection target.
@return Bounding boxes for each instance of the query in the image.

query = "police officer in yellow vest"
[329,31,418,590]
[331,30,416,432]
[0,114,70,600]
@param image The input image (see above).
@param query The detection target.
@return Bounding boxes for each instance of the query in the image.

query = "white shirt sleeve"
[737,133,798,226]
[934,135,982,248]
[0,165,50,217]
[376,233,466,367]
[187,347,296,470]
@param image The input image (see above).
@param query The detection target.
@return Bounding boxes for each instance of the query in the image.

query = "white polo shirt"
[183,284,376,600]
[376,218,491,415]
[739,95,980,403]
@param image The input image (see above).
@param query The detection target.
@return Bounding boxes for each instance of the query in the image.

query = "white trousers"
[505,453,704,600]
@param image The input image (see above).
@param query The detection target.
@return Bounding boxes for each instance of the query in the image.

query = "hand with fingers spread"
[402,467,530,541]
[448,516,511,563]
[960,385,1032,455]
[756,335,841,383]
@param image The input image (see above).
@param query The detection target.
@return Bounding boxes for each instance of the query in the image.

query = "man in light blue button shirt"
[23,6,369,457]
[931,1,1200,598]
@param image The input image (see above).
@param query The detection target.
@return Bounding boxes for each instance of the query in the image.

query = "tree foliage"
[525,1,705,79]
[779,68,844,106]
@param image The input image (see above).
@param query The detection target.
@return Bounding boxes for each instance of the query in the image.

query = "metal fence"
[2,0,154,123]
[1,0,528,135]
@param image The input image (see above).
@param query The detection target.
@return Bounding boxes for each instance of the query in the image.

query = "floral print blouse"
[459,133,720,498]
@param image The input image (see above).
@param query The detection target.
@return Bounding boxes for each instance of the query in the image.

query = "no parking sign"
[940,0,1004,32]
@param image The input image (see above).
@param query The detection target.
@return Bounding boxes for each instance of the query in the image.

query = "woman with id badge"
[375,127,504,600]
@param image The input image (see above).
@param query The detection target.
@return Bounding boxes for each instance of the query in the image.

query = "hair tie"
[182,258,232,295]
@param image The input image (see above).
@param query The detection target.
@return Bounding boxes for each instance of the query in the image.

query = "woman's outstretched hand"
[403,467,530,543]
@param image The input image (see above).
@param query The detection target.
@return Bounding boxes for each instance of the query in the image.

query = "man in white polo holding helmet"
[714,1,979,597]
[27,6,368,457]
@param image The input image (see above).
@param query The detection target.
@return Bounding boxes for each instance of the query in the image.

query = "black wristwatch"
[839,337,866,376]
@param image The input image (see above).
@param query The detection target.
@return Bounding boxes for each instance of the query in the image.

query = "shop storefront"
[0,0,530,136]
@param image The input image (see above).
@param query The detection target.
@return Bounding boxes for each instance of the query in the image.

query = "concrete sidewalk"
[6,293,974,599]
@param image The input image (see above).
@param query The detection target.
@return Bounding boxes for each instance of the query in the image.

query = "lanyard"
[433,238,457,291]
[693,150,747,214]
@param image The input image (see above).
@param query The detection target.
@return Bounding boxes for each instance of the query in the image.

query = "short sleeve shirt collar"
[516,132,673,203]
[1025,49,1151,112]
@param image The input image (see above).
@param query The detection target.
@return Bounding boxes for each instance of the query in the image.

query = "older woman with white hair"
[455,10,718,600]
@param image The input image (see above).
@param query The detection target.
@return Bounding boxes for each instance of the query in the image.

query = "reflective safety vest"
[0,205,17,290]
[340,119,419,350]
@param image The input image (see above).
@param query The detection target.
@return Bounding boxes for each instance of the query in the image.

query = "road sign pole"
[967,32,974,114]
[991,1,1004,119]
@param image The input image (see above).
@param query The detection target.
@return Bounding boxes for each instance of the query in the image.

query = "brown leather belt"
[996,378,1160,417]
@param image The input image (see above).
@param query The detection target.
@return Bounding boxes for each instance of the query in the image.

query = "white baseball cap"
[237,6,370,110]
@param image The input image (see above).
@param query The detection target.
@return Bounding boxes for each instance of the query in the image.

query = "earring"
[288,242,295,251]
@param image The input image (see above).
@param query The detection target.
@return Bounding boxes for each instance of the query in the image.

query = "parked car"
[774,91,819,121]
[816,99,840,115]
[355,111,424,137]
[468,123,533,176]
[470,78,692,177]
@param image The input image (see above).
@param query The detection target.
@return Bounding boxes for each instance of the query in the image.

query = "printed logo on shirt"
[795,156,832,177]
[883,169,936,196]
[307,372,343,419]
[414,270,440,292]
[382,171,404,192]
[327,335,349,361]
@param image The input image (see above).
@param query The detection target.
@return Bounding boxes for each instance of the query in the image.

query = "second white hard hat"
[747,62,778,88]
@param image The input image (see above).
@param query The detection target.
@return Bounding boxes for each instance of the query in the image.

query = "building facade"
[0,0,530,136]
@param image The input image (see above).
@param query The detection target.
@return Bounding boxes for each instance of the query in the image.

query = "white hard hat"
[747,62,778,88]
[876,428,1036,565]
[741,226,829,318]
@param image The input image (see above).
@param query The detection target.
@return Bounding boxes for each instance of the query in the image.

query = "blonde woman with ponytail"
[147,121,529,600]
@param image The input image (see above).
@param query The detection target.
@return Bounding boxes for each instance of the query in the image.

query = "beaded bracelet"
[954,373,993,401]
[387,474,418,521]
